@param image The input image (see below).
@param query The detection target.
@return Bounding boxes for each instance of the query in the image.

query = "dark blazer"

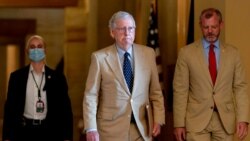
[2,65,73,141]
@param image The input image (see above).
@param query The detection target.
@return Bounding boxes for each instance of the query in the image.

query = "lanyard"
[31,71,44,100]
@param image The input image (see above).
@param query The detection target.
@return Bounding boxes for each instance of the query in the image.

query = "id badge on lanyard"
[31,71,45,113]
[36,99,45,113]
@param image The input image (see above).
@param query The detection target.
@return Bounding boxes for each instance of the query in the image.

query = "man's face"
[200,15,222,43]
[110,17,135,50]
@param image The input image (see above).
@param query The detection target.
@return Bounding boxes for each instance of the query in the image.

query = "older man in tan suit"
[83,11,165,141]
[173,8,249,141]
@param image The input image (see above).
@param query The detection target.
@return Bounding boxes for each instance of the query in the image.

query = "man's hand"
[174,127,186,141]
[236,122,248,141]
[152,122,161,137]
[86,131,99,141]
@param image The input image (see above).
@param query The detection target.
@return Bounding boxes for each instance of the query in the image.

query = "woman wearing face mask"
[2,35,73,141]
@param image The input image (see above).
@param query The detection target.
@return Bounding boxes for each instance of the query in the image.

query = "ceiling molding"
[0,0,78,8]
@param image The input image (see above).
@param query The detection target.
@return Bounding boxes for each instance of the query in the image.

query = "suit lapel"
[132,45,139,95]
[196,40,228,87]
[105,45,130,94]
[196,41,214,86]
[15,65,32,108]
[214,43,227,88]
[132,44,145,96]
[43,66,52,92]
[21,65,31,100]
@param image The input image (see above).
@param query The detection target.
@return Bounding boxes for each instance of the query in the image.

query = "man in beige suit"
[173,8,249,141]
[83,11,165,141]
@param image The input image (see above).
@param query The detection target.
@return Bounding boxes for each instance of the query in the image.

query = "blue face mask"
[29,48,45,62]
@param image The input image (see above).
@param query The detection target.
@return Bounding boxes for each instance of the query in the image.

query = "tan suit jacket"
[83,44,165,141]
[173,39,250,134]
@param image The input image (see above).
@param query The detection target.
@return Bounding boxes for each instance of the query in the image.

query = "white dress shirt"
[23,65,47,120]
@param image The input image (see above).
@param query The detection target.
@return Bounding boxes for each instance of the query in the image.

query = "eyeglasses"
[115,26,135,33]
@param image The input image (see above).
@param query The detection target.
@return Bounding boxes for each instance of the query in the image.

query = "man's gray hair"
[199,8,223,24]
[108,11,136,29]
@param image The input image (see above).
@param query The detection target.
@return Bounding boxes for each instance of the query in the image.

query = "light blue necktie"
[123,52,134,93]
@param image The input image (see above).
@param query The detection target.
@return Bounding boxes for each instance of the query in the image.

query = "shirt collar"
[29,64,45,73]
[116,44,133,56]
[202,38,220,49]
